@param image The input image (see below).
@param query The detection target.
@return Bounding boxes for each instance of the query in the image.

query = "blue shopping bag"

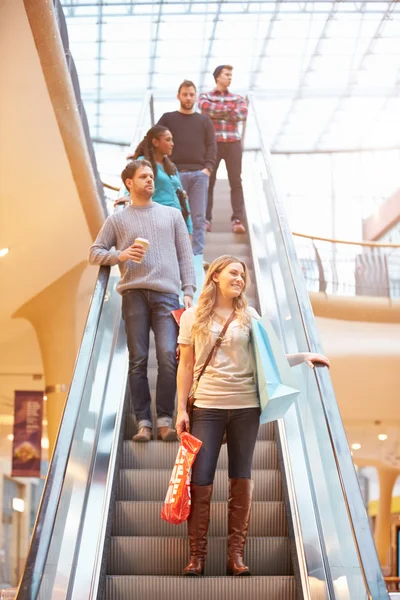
[251,316,299,423]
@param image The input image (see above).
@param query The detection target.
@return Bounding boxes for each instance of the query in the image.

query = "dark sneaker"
[232,220,246,234]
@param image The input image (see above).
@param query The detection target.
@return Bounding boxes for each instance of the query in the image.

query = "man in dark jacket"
[158,80,216,257]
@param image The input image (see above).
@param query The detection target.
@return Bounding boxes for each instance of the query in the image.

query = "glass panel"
[36,270,121,599]
[242,98,388,596]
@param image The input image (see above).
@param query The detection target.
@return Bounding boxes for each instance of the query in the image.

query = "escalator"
[105,179,295,599]
[15,96,391,600]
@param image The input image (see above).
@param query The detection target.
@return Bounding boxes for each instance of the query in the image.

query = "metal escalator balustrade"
[242,92,390,598]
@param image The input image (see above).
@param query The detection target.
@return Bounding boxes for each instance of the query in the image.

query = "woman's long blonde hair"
[192,255,251,340]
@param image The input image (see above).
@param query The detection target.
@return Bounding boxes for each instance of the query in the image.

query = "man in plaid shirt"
[198,65,248,234]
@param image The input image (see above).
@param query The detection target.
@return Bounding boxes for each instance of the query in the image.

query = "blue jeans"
[190,407,260,486]
[179,170,209,256]
[121,289,180,430]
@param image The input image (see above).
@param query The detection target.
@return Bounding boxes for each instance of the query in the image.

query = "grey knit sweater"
[89,202,196,297]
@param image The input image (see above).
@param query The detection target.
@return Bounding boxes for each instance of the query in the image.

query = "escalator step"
[108,536,292,576]
[204,241,250,256]
[117,469,283,502]
[124,414,274,441]
[105,575,296,600]
[112,501,288,537]
[121,439,278,470]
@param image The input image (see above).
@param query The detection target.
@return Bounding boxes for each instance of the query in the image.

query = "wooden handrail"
[292,231,400,249]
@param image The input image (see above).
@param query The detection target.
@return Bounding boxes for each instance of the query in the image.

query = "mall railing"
[243,92,389,598]
[293,232,400,299]
[15,92,154,600]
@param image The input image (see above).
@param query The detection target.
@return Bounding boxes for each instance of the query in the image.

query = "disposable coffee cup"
[132,237,149,263]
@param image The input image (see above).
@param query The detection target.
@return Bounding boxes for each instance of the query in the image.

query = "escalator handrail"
[248,92,389,598]
[16,266,110,600]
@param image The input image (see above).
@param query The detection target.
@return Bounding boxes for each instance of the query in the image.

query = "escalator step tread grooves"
[124,415,274,440]
[121,439,278,469]
[112,500,288,537]
[117,468,283,501]
[105,575,297,600]
[105,182,295,599]
[108,537,292,576]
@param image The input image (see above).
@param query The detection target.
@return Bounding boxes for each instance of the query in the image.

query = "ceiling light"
[12,498,25,513]
[0,248,9,258]
[351,443,361,450]
[41,438,49,449]
[43,395,47,401]
[378,434,388,441]
[7,434,14,441]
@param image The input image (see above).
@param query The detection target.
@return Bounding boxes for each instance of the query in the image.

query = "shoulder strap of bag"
[194,310,236,385]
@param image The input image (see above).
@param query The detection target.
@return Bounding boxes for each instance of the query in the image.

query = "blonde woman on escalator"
[176,255,330,577]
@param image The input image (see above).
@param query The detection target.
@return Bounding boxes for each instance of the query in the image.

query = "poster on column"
[11,391,43,477]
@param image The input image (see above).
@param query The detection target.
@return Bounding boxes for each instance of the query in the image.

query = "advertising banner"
[11,391,43,478]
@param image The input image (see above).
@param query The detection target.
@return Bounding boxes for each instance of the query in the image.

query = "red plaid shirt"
[198,89,248,143]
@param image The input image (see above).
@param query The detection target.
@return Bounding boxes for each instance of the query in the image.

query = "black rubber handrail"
[249,92,389,599]
[16,266,110,600]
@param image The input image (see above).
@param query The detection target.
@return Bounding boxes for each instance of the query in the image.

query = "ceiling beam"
[148,0,164,90]
[94,1,104,138]
[198,0,223,91]
[248,0,281,89]
[314,0,397,149]
[60,0,391,15]
[272,0,341,149]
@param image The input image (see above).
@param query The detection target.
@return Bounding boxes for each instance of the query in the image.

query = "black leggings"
[190,407,260,486]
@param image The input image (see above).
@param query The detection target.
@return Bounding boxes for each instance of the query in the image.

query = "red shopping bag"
[161,432,202,525]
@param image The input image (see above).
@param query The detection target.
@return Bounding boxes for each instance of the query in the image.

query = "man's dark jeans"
[190,407,260,486]
[121,289,180,430]
[206,140,245,223]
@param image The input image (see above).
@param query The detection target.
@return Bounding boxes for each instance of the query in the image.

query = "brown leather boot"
[226,478,254,576]
[183,483,213,576]
[132,426,152,442]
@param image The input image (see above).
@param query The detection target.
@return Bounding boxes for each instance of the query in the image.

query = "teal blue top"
[124,157,193,234]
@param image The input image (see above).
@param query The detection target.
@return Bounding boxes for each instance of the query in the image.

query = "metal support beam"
[314,0,397,149]
[198,0,223,91]
[272,0,341,149]
[148,0,164,90]
[248,0,281,89]
[94,1,104,138]
[61,0,394,11]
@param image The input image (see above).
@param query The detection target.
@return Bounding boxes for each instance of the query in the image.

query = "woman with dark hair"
[176,255,330,577]
[117,125,193,236]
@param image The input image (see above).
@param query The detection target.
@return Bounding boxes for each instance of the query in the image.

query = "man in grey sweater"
[89,159,195,442]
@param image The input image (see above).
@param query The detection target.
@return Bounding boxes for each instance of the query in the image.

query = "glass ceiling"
[61,0,400,152]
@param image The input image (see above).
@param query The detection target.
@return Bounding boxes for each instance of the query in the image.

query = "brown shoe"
[183,484,213,576]
[205,220,212,233]
[157,426,177,441]
[132,426,152,442]
[232,220,246,234]
[226,478,253,576]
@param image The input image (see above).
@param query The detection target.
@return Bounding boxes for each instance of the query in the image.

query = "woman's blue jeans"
[190,406,260,486]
